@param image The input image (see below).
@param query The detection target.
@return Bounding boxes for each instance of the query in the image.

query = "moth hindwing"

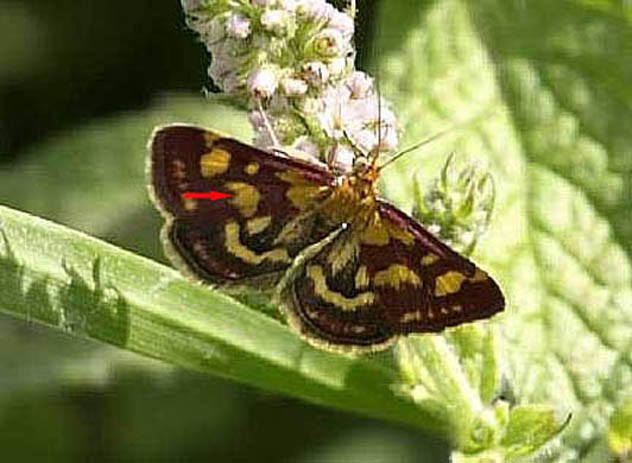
[148,124,505,353]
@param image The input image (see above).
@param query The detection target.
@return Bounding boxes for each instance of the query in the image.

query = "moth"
[148,124,504,353]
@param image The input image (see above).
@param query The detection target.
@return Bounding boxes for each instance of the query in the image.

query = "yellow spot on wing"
[246,216,272,235]
[226,182,260,218]
[224,222,290,264]
[360,214,389,246]
[286,185,328,210]
[354,265,370,289]
[183,198,197,211]
[400,311,423,323]
[307,265,374,311]
[373,264,422,290]
[245,162,260,176]
[421,253,440,266]
[276,171,328,211]
[276,170,308,184]
[201,148,230,177]
[435,271,467,296]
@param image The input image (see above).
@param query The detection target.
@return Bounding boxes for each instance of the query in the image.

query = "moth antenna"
[371,54,383,169]
[377,116,486,172]
[343,129,368,157]
[256,99,282,150]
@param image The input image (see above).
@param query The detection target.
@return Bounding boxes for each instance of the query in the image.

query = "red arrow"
[183,191,233,200]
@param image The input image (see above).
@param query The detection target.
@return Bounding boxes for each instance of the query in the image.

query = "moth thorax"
[353,156,370,171]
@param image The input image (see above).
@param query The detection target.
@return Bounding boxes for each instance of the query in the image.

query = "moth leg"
[255,100,323,165]
[256,99,283,150]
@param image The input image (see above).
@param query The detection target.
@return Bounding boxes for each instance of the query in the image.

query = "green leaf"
[0,204,447,434]
[501,405,568,458]
[608,396,632,458]
[375,0,632,459]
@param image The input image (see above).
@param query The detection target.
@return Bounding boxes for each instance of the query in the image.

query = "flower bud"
[248,68,279,98]
[226,14,251,39]
[328,10,354,38]
[303,61,329,86]
[281,77,308,96]
[413,153,496,254]
[261,9,290,33]
[315,28,346,56]
[347,71,373,99]
[332,144,354,172]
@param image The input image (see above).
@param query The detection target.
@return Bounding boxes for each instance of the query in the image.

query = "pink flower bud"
[303,61,329,86]
[248,68,279,98]
[347,71,373,99]
[281,77,308,96]
[332,145,354,172]
[316,27,346,55]
[328,11,354,38]
[261,9,289,32]
[225,14,251,39]
[298,0,335,21]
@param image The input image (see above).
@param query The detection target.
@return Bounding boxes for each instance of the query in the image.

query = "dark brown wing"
[277,200,505,352]
[148,124,339,287]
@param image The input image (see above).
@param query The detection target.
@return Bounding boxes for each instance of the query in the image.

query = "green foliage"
[375,0,632,460]
[0,0,631,461]
[0,201,441,432]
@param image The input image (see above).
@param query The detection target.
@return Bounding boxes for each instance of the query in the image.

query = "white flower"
[347,71,373,99]
[248,68,279,98]
[225,14,251,39]
[377,122,398,151]
[428,224,442,235]
[281,77,308,96]
[261,9,290,32]
[317,84,351,139]
[278,0,298,11]
[332,144,354,172]
[315,27,347,55]
[328,10,354,38]
[316,75,398,154]
[297,0,335,21]
[303,61,329,86]
[327,57,348,78]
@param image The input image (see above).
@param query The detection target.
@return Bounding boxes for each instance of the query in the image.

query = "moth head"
[352,155,371,173]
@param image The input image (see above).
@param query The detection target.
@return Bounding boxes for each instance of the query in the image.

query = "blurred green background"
[0,0,449,461]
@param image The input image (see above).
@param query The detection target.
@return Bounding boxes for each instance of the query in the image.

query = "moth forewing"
[147,124,505,353]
